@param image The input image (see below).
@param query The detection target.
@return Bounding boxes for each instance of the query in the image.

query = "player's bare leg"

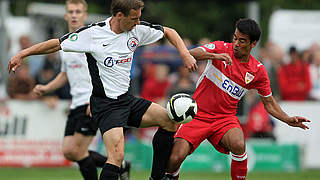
[62,133,98,180]
[99,127,125,180]
[140,103,178,180]
[139,102,177,131]
[62,133,93,161]
[220,128,247,180]
[163,138,192,180]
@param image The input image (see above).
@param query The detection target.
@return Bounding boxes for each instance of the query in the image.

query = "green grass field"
[0,168,319,180]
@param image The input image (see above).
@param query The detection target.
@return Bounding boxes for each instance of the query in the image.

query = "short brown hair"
[66,0,88,11]
[111,0,144,16]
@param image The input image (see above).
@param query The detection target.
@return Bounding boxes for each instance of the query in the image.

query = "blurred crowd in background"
[1,32,320,143]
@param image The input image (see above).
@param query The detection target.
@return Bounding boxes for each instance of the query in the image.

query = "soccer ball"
[166,93,197,124]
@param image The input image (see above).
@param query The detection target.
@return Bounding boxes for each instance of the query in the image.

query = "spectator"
[35,60,58,96]
[18,35,44,77]
[182,37,194,49]
[197,37,211,46]
[245,91,275,140]
[140,63,171,106]
[7,63,36,100]
[277,46,311,101]
[168,65,195,97]
[301,49,312,64]
[263,41,285,100]
[35,53,71,99]
[309,50,320,100]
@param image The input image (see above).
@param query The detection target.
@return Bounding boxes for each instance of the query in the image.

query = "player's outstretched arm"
[260,95,310,130]
[8,39,61,74]
[33,72,68,96]
[163,27,198,72]
[189,48,232,65]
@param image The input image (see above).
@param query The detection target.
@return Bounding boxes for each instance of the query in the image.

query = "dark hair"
[289,46,297,54]
[111,0,144,16]
[236,18,261,43]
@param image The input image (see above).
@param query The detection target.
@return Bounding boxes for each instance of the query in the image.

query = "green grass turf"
[0,168,319,180]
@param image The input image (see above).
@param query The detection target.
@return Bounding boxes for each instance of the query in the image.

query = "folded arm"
[189,47,232,65]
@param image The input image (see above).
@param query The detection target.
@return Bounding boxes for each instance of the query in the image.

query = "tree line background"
[8,0,320,45]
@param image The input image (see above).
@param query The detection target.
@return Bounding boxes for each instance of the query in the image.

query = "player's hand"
[182,54,198,72]
[214,53,232,65]
[8,54,24,74]
[285,116,310,130]
[33,85,48,96]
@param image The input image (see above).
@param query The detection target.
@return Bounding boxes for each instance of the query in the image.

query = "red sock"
[230,152,248,180]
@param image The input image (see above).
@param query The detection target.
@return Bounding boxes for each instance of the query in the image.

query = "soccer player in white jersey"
[162,18,310,180]
[8,0,198,179]
[32,1,130,180]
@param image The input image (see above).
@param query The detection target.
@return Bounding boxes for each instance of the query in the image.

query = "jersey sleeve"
[254,65,272,97]
[199,41,227,53]
[59,26,93,53]
[136,21,164,46]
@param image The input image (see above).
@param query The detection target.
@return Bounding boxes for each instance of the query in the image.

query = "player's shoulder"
[203,41,232,52]
[211,41,232,48]
[250,55,266,73]
[136,21,164,32]
[73,21,107,35]
[82,21,107,32]
[60,20,107,43]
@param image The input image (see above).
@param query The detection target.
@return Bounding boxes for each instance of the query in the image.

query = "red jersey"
[194,41,272,121]
[277,60,311,101]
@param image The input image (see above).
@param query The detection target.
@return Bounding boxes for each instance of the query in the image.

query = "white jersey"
[60,17,164,99]
[60,51,92,109]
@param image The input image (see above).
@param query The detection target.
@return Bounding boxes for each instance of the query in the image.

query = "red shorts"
[175,116,241,154]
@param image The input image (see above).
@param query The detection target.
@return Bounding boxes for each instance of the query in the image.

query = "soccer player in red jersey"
[163,18,310,180]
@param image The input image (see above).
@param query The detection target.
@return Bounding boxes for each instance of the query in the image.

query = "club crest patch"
[127,37,139,52]
[204,43,215,50]
[245,72,254,84]
[69,33,78,41]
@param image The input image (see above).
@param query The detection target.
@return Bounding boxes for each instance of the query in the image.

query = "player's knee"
[169,153,184,165]
[230,141,246,155]
[161,116,178,132]
[167,151,186,172]
[169,144,188,166]
[62,146,80,161]
[62,148,77,161]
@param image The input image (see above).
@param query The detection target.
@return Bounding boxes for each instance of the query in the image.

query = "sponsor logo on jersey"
[104,57,132,67]
[127,37,139,52]
[222,79,245,98]
[204,43,215,50]
[245,72,254,84]
[206,65,248,100]
[69,33,78,41]
[68,64,82,69]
